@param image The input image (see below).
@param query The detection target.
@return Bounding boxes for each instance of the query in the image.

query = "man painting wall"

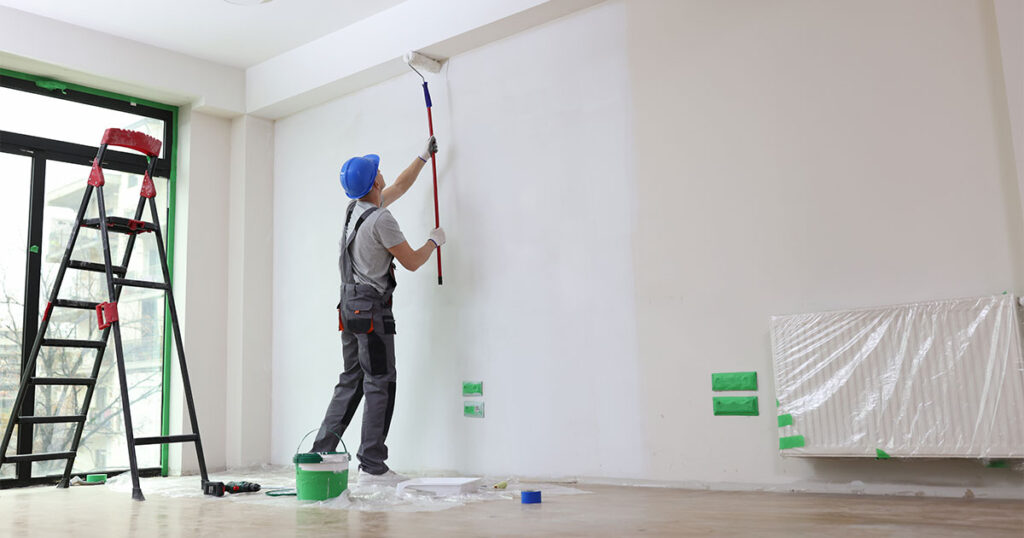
[311,136,445,485]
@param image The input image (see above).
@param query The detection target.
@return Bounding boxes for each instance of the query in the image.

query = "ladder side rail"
[0,183,96,470]
[145,195,210,484]
[95,185,145,501]
[57,193,150,487]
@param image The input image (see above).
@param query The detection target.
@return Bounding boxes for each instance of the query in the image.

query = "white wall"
[225,115,274,468]
[263,0,1024,497]
[995,0,1024,227]
[628,0,1023,495]
[272,1,642,477]
[169,108,231,474]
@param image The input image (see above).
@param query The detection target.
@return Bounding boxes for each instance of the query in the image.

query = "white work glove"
[428,227,446,248]
[418,135,438,162]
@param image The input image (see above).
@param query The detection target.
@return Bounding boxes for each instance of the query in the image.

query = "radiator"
[770,295,1024,458]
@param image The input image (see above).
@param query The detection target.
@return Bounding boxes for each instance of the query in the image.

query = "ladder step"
[80,216,158,235]
[3,451,75,463]
[68,260,127,276]
[31,377,96,386]
[53,299,101,310]
[18,415,87,425]
[41,339,105,349]
[113,278,168,291]
[134,434,198,446]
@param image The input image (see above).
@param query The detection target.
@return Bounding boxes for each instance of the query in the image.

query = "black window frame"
[0,73,173,488]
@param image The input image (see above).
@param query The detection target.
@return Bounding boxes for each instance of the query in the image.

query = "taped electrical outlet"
[464,401,484,418]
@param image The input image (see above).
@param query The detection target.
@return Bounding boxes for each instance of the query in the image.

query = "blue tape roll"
[521,490,542,504]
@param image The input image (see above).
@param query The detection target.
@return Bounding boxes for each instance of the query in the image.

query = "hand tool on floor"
[405,50,445,285]
[204,480,261,496]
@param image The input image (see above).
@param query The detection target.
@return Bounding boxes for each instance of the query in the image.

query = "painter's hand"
[428,227,446,248]
[418,136,438,162]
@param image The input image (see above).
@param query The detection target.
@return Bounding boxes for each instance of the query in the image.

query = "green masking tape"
[712,396,759,416]
[875,449,891,459]
[711,372,758,392]
[462,381,483,396]
[985,460,1009,468]
[35,79,68,93]
[85,474,107,483]
[779,435,805,450]
[777,414,793,427]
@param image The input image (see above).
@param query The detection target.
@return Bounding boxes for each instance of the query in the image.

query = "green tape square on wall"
[712,396,759,416]
[777,414,793,427]
[711,372,758,391]
[462,381,483,397]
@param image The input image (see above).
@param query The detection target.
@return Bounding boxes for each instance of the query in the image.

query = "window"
[0,72,175,486]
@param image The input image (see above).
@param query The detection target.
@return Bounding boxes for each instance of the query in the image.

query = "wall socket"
[464,401,484,418]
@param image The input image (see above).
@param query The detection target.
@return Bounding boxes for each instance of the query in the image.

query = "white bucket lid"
[298,461,348,472]
[296,452,348,472]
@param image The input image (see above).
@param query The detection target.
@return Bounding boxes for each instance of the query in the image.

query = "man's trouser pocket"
[341,298,374,333]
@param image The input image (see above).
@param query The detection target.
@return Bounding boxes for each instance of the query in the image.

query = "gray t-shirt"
[342,201,407,294]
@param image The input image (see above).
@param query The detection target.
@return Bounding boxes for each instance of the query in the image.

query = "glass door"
[1,70,175,486]
[34,162,169,475]
[0,153,31,479]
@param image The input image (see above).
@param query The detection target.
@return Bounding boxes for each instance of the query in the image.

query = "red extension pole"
[422,81,442,285]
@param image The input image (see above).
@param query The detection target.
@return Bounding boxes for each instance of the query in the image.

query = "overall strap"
[344,202,379,250]
[340,201,379,287]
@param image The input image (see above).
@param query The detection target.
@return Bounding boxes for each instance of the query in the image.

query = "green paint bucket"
[292,430,349,501]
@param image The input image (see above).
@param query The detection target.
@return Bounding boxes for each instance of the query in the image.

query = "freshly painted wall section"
[271,2,642,478]
[628,0,1023,494]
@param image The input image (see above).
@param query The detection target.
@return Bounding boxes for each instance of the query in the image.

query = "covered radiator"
[770,295,1024,458]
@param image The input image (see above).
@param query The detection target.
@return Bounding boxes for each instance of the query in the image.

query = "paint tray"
[396,477,482,496]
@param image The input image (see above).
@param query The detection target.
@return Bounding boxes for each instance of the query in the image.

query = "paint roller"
[405,51,445,286]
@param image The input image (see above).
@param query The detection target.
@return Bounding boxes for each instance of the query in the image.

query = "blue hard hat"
[339,154,380,199]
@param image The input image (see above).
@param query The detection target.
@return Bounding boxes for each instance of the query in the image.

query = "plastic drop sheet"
[105,466,587,512]
[770,295,1024,458]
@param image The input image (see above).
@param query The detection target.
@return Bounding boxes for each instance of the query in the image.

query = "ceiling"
[0,0,405,68]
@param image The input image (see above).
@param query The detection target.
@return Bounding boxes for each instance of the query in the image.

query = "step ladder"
[0,128,209,501]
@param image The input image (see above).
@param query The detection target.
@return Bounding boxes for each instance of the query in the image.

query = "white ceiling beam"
[245,0,604,119]
[0,5,245,116]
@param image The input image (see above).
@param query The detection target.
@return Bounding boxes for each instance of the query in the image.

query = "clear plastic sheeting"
[770,295,1024,458]
[105,466,587,512]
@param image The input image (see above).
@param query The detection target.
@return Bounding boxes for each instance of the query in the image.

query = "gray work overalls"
[312,200,398,475]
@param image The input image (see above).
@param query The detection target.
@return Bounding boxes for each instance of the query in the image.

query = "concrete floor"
[1,481,1022,537]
